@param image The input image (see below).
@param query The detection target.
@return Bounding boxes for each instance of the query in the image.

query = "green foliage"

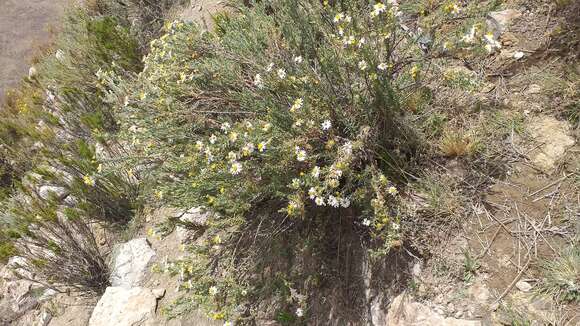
[0,1,146,291]
[538,243,580,303]
[96,0,496,322]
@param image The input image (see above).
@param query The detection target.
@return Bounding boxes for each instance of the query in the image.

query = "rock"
[385,292,480,326]
[38,185,69,201]
[175,207,210,243]
[528,116,575,172]
[513,51,525,59]
[38,288,58,302]
[36,310,52,326]
[487,9,522,36]
[152,288,166,299]
[515,280,532,292]
[175,207,210,227]
[526,84,541,94]
[88,287,158,326]
[110,238,156,288]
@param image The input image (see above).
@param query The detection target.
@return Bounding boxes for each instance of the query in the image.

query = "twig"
[477,225,501,259]
[494,256,531,305]
[528,174,570,197]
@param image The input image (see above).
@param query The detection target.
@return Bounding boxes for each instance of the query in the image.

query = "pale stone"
[385,292,481,326]
[515,280,533,292]
[38,185,69,201]
[487,9,522,36]
[88,287,157,326]
[528,116,575,172]
[110,238,156,288]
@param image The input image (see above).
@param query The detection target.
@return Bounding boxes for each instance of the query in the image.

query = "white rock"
[487,9,522,36]
[88,287,157,326]
[516,280,533,292]
[513,51,525,59]
[526,84,541,94]
[38,185,69,200]
[152,288,166,299]
[528,116,575,172]
[385,292,480,326]
[175,207,210,226]
[110,238,156,288]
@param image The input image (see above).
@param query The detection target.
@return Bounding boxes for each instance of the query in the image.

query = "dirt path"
[0,0,67,101]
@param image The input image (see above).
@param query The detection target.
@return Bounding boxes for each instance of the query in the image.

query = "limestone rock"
[528,116,575,172]
[515,280,532,292]
[386,292,481,326]
[487,9,522,36]
[38,185,69,201]
[88,287,158,326]
[110,238,156,288]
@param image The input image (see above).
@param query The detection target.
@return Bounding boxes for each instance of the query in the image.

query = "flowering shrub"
[101,0,505,322]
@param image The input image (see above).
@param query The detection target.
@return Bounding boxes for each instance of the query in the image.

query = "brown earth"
[0,0,68,102]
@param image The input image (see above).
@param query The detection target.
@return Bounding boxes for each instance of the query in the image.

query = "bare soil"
[0,0,67,102]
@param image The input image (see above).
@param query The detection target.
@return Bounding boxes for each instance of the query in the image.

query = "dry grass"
[440,132,477,157]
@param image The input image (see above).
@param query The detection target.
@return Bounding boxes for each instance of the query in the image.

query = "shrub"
[538,243,580,303]
[97,0,505,322]
[0,1,146,291]
[1,192,109,294]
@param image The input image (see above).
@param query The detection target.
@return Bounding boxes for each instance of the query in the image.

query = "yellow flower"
[411,65,420,80]
[83,175,95,186]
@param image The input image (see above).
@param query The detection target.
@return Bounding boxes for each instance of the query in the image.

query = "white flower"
[209,134,217,144]
[55,49,65,62]
[230,162,242,175]
[315,197,326,206]
[296,148,307,162]
[333,13,345,23]
[205,149,214,163]
[228,132,238,142]
[28,66,37,78]
[195,141,204,151]
[296,308,304,317]
[312,166,321,178]
[340,197,351,208]
[358,60,368,71]
[262,123,272,132]
[358,37,366,48]
[277,68,287,79]
[228,151,238,161]
[290,98,303,112]
[321,120,332,131]
[258,142,267,152]
[293,119,304,128]
[253,74,264,89]
[291,178,301,188]
[266,62,274,72]
[371,3,386,17]
[462,26,477,44]
[294,56,303,64]
[392,223,400,231]
[242,143,255,156]
[483,32,502,52]
[209,286,219,296]
[362,218,371,226]
[308,187,318,199]
[223,322,233,326]
[387,186,398,195]
[328,195,340,208]
[343,35,355,46]
[221,122,231,132]
[377,63,388,71]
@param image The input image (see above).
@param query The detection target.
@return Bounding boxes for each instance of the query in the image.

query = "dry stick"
[477,225,502,259]
[528,174,570,197]
[494,255,531,305]
[518,208,559,256]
